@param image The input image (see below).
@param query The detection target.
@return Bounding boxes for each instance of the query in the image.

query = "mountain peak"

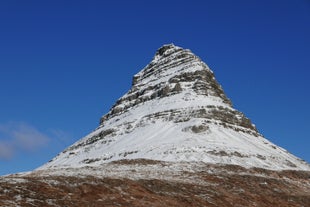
[39,45,310,171]
[103,44,233,124]
[150,44,192,67]
[155,43,180,56]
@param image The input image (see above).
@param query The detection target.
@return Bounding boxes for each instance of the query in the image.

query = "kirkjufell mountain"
[40,43,309,171]
[1,44,309,207]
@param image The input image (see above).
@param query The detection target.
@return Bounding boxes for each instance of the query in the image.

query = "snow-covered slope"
[39,44,310,171]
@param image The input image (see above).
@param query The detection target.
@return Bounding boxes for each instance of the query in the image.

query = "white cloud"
[0,122,50,160]
[0,141,14,160]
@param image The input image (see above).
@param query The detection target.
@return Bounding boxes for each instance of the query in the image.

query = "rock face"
[39,44,310,171]
[101,44,233,123]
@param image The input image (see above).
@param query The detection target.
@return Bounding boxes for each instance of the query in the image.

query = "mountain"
[39,44,309,171]
[1,44,309,207]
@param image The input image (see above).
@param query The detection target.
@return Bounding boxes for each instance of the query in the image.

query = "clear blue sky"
[0,0,309,175]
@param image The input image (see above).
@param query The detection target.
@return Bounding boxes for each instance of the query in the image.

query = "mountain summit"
[2,44,310,207]
[40,44,309,171]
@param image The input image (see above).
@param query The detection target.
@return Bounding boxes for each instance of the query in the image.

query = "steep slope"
[39,44,309,171]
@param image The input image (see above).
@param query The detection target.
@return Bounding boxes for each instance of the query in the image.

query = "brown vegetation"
[1,161,309,207]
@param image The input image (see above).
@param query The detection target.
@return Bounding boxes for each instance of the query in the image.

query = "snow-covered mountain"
[2,44,310,207]
[39,44,309,171]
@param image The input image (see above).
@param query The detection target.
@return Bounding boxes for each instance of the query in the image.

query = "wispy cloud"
[0,122,50,160]
[0,141,14,160]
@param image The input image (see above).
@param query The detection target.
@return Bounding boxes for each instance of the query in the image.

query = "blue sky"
[0,0,309,175]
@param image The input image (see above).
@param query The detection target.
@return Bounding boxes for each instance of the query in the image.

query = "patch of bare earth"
[1,161,309,207]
